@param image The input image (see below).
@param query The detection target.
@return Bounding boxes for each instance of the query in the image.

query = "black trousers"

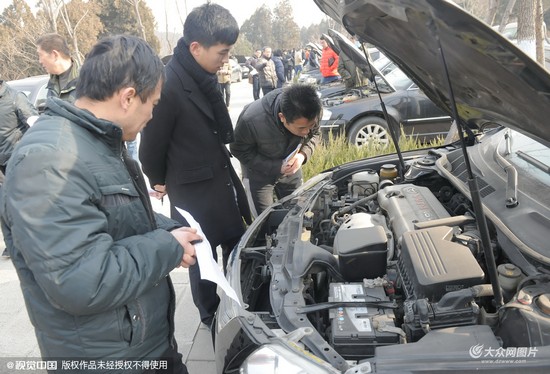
[252,75,261,100]
[219,82,231,107]
[188,236,240,327]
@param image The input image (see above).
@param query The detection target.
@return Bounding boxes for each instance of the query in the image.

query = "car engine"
[237,152,550,367]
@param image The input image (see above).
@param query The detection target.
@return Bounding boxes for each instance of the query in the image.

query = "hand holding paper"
[281,150,305,176]
[176,207,242,306]
[169,227,200,268]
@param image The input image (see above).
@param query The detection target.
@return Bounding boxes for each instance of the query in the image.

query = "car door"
[402,83,452,142]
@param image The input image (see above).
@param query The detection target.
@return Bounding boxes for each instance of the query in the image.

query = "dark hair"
[280,84,322,123]
[75,35,165,103]
[36,33,71,58]
[183,3,239,47]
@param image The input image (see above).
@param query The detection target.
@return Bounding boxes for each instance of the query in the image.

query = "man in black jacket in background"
[231,84,322,215]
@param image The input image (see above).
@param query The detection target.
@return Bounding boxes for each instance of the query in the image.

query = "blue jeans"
[321,75,340,84]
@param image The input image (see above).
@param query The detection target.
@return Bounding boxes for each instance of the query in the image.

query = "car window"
[384,67,413,91]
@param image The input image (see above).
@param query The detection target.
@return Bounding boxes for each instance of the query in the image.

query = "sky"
[0,0,329,33]
[145,0,329,33]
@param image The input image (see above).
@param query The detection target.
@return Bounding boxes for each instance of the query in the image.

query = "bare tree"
[58,1,88,65]
[174,0,186,29]
[535,0,545,65]
[499,0,518,33]
[39,0,63,33]
[517,0,536,59]
[125,0,147,41]
[486,0,499,25]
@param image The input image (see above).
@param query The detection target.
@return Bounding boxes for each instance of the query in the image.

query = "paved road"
[0,79,255,374]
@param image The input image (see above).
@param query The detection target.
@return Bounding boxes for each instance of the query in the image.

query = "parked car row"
[319,29,452,147]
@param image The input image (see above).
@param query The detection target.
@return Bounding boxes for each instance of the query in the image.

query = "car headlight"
[240,343,339,374]
[321,108,332,121]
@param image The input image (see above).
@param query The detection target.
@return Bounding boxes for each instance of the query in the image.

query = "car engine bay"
[236,144,550,368]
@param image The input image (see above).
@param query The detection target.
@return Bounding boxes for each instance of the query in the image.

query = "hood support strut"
[430,19,503,308]
[360,41,406,180]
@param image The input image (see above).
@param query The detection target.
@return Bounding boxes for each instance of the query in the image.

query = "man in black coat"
[140,3,251,328]
[230,84,322,215]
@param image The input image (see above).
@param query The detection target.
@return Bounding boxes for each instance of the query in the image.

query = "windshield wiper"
[496,131,519,208]
[517,150,550,174]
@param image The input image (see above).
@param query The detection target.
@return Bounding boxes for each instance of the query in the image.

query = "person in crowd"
[306,47,319,69]
[1,35,201,373]
[0,79,37,175]
[337,35,369,91]
[256,46,277,95]
[36,33,79,102]
[319,35,340,84]
[217,60,232,107]
[139,3,252,329]
[294,48,304,77]
[272,49,286,88]
[246,49,262,100]
[230,84,322,215]
[0,79,38,258]
[338,50,369,91]
[282,50,294,82]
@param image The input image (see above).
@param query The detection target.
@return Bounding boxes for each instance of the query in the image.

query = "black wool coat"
[140,56,251,247]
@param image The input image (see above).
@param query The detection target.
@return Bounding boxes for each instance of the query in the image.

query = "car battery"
[329,282,399,360]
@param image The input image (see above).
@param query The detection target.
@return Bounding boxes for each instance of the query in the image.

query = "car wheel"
[347,116,391,148]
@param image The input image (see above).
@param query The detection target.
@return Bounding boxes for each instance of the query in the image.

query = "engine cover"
[378,184,450,242]
[399,226,485,301]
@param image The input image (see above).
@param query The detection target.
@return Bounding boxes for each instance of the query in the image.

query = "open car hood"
[313,0,550,147]
[328,28,395,91]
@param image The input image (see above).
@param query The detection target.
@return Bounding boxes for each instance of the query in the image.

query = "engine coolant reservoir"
[349,170,379,198]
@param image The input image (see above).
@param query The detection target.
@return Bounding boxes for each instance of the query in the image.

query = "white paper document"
[176,207,242,306]
[284,143,301,165]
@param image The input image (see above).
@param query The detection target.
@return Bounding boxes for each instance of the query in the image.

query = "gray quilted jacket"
[0,97,184,370]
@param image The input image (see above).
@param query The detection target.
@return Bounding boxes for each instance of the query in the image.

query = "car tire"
[347,116,392,148]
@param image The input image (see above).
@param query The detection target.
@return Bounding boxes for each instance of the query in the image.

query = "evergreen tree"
[97,0,160,53]
[272,0,300,50]
[240,5,273,50]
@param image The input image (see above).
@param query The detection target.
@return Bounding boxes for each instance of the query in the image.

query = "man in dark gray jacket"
[1,35,200,373]
[231,84,322,215]
[0,80,37,174]
[0,80,37,257]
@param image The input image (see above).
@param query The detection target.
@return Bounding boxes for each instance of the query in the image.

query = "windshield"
[373,63,412,91]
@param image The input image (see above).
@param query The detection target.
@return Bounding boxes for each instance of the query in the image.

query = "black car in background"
[7,75,49,114]
[319,30,452,147]
[214,1,550,373]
